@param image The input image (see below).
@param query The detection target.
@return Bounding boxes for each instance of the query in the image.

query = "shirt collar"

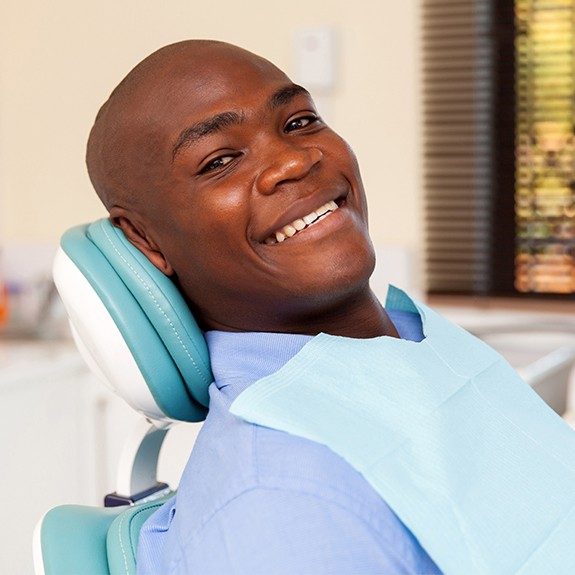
[205,331,313,397]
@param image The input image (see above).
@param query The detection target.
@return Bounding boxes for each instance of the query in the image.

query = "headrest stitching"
[102,225,210,386]
[117,506,131,574]
[117,503,164,573]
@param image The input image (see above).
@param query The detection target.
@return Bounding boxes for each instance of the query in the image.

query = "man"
[87,40,440,574]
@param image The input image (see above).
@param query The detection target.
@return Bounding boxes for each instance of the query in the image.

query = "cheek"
[325,130,359,165]
[162,181,248,240]
[158,187,253,285]
[345,156,368,217]
[324,134,366,201]
[203,176,251,221]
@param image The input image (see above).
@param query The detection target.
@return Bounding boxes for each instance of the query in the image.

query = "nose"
[255,143,323,195]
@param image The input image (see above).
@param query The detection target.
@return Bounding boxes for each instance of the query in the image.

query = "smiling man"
[87,40,440,574]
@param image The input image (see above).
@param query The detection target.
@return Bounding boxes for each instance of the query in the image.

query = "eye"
[284,114,321,133]
[199,154,237,174]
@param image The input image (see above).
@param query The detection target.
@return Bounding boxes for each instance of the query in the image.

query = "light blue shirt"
[137,310,441,574]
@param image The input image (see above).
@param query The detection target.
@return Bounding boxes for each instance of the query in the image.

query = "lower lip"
[265,204,349,247]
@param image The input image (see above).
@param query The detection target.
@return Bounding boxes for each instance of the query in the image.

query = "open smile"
[263,198,346,245]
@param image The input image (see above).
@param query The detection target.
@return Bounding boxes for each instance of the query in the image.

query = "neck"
[288,287,400,339]
[204,286,400,339]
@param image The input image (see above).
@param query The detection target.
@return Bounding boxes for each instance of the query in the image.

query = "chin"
[287,236,376,304]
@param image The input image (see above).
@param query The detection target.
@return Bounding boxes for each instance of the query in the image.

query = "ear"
[109,209,174,277]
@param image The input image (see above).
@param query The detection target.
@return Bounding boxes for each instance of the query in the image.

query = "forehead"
[114,46,296,193]
[144,49,292,131]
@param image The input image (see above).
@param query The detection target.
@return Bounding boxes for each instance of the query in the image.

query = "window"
[423,0,575,299]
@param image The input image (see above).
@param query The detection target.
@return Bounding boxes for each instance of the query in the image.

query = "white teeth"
[293,219,306,231]
[315,201,338,216]
[265,199,341,245]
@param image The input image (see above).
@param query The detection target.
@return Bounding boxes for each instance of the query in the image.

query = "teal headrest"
[59,219,212,422]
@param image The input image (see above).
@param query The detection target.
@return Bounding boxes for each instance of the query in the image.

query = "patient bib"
[231,287,575,575]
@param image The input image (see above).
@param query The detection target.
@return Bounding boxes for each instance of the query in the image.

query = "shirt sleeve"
[168,486,439,575]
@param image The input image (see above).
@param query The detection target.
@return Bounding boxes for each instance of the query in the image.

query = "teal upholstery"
[40,219,207,574]
[60,219,211,421]
[40,505,122,575]
[106,499,168,575]
[40,498,170,575]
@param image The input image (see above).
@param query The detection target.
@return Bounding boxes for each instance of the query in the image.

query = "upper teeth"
[265,200,339,244]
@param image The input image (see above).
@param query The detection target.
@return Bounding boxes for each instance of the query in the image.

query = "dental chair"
[33,219,212,575]
[33,219,575,575]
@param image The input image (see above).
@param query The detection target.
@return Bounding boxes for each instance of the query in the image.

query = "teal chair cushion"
[60,220,211,421]
[106,499,168,575]
[39,498,169,575]
[39,505,122,575]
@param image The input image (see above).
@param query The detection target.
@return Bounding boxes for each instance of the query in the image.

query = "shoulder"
[148,403,439,575]
[168,485,427,575]
[186,393,389,509]
[174,404,403,544]
[252,421,388,522]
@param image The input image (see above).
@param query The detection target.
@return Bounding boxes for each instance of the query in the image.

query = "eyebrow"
[269,84,311,109]
[172,111,245,161]
[171,83,311,162]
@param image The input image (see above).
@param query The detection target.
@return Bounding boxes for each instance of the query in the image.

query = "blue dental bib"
[231,287,575,575]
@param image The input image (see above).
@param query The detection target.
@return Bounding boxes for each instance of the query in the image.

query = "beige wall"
[0,0,421,254]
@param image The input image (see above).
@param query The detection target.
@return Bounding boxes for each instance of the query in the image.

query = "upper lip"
[256,187,350,243]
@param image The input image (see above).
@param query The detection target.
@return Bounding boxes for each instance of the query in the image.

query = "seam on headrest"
[102,225,210,387]
[117,503,164,574]
[117,506,130,574]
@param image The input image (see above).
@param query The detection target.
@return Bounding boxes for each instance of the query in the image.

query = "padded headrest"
[53,219,212,423]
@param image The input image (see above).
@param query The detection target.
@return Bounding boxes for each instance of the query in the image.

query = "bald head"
[86,40,284,211]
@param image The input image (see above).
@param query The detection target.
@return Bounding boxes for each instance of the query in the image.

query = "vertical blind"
[423,0,495,295]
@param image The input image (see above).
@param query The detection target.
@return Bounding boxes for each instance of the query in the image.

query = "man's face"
[122,45,375,332]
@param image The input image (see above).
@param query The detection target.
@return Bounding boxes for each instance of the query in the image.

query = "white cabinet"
[0,340,199,575]
[1,341,92,574]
